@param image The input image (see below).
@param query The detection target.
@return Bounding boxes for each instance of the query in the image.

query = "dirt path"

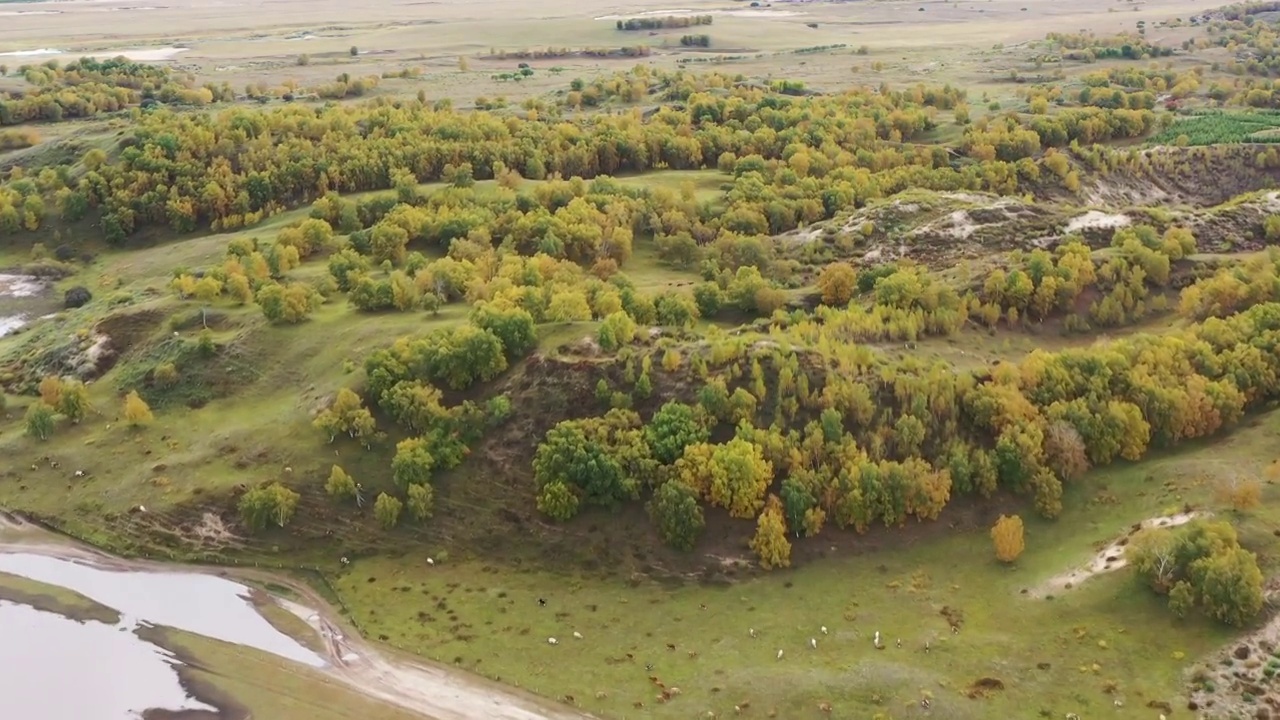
[0,514,595,720]
[1027,511,1205,599]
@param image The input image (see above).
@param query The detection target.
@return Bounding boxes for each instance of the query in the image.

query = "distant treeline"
[488,46,652,60]
[681,35,712,48]
[616,15,712,31]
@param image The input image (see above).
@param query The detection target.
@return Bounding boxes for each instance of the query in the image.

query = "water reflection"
[0,601,216,720]
[0,553,324,667]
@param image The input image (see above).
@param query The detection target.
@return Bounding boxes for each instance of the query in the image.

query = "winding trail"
[0,512,596,720]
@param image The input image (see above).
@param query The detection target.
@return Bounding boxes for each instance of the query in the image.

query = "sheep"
[669,687,682,696]
[924,641,931,653]
[547,637,559,645]
[896,638,902,648]
[137,505,146,513]
[749,628,757,638]
[340,556,350,565]
[1113,700,1123,708]
[820,625,828,635]
[817,702,832,713]
[74,470,85,478]
[426,557,434,566]
[776,649,784,660]
[1065,714,1080,720]
[920,698,931,709]
[809,638,817,650]
[951,625,959,635]
[284,466,293,473]
[873,631,881,647]
[572,631,583,640]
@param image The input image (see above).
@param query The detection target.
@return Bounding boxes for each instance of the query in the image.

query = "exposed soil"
[1187,600,1280,720]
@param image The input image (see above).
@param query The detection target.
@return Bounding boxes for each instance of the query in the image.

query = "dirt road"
[0,512,596,720]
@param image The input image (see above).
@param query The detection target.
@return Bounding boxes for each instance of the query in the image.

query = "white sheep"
[547,637,559,645]
[873,631,881,646]
[572,631,583,640]
[748,628,757,638]
[776,649,783,660]
[74,470,85,478]
[820,626,828,635]
[809,638,817,650]
[426,557,435,566]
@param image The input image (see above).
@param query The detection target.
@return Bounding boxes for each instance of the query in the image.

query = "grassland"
[321,384,1280,720]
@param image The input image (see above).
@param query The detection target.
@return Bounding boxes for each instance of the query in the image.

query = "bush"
[64,286,91,308]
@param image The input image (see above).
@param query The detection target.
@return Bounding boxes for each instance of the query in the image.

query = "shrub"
[64,286,91,308]
[991,514,1025,563]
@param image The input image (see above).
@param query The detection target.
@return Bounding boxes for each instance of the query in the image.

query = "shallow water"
[0,601,217,720]
[0,552,324,667]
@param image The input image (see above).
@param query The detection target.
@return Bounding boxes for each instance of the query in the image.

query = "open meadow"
[5,0,1280,718]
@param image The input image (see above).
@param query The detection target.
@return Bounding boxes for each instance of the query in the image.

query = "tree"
[1217,477,1262,513]
[374,493,404,529]
[313,388,376,443]
[536,480,580,521]
[56,380,89,423]
[392,437,435,488]
[647,480,705,551]
[471,304,537,359]
[1194,547,1264,627]
[238,483,300,531]
[817,261,857,305]
[326,465,357,501]
[645,401,709,464]
[24,403,55,440]
[750,496,791,570]
[123,391,153,427]
[675,439,772,518]
[990,514,1025,563]
[406,482,434,521]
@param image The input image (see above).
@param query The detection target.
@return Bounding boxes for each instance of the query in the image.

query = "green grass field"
[328,409,1280,720]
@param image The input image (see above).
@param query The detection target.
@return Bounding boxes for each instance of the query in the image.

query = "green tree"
[238,483,300,531]
[313,388,376,442]
[647,480,705,551]
[374,492,403,529]
[1193,547,1264,627]
[24,403,55,440]
[56,380,89,423]
[325,465,357,501]
[406,482,434,521]
[536,480,580,521]
[471,304,537,359]
[645,401,709,464]
[392,436,435,488]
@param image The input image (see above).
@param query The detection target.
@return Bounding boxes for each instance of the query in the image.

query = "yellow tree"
[750,495,792,570]
[816,261,857,306]
[123,390,154,427]
[991,514,1025,563]
[38,375,64,407]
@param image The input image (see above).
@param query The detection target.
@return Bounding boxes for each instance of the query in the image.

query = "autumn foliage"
[991,515,1025,563]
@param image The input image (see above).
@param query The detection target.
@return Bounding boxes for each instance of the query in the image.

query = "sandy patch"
[0,48,63,58]
[1065,210,1131,233]
[1028,511,1205,599]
